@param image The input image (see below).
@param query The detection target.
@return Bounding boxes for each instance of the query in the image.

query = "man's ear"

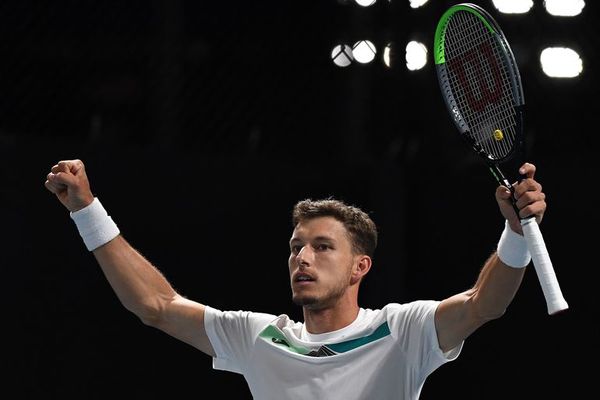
[351,255,372,284]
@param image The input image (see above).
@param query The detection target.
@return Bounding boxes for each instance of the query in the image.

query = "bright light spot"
[331,44,354,67]
[540,47,583,78]
[409,0,429,8]
[544,0,585,16]
[355,0,376,7]
[352,40,376,64]
[406,41,427,71]
[492,0,533,14]
[383,44,392,68]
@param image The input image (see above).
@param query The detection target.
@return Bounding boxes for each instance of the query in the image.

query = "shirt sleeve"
[204,306,277,374]
[386,301,463,378]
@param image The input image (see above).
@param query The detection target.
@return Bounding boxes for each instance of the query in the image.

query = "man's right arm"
[92,234,215,356]
[45,159,215,356]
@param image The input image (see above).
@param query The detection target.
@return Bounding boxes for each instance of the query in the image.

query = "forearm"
[92,235,179,325]
[436,224,530,351]
[67,197,178,323]
[469,252,526,319]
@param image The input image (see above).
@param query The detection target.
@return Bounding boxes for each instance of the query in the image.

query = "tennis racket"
[433,3,568,315]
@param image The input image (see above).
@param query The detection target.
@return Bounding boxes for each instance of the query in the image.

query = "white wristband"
[497,220,531,268]
[70,197,120,251]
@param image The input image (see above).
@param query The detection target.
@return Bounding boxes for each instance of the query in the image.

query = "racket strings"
[444,12,518,160]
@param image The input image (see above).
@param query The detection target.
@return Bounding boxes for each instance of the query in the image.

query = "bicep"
[435,254,523,352]
[154,295,216,357]
[434,291,488,353]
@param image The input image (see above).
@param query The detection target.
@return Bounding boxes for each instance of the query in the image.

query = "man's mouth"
[295,273,315,283]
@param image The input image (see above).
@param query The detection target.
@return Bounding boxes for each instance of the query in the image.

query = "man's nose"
[297,245,313,267]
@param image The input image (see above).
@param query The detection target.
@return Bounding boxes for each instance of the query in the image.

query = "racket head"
[433,3,524,165]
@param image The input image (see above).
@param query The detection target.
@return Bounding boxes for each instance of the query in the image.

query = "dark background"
[3,0,597,398]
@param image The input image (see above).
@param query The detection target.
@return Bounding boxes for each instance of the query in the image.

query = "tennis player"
[45,158,545,399]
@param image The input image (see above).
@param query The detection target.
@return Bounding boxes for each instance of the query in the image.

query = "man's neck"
[303,302,360,334]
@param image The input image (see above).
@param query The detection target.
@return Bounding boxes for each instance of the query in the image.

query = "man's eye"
[291,245,303,253]
[316,244,330,251]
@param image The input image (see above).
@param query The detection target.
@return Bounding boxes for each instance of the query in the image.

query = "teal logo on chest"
[258,322,391,357]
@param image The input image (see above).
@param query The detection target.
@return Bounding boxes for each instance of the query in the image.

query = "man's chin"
[292,295,319,308]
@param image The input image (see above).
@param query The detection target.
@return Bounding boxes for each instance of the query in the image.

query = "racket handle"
[520,217,568,315]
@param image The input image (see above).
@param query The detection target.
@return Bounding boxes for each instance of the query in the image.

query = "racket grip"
[520,217,568,315]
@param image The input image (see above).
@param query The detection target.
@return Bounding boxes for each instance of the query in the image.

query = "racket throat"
[488,164,521,217]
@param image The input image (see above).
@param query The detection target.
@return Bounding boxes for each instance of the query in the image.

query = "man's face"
[288,216,358,310]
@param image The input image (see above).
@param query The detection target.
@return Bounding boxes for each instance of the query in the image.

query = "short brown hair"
[292,198,378,257]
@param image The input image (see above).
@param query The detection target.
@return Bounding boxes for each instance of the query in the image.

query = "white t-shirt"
[204,301,462,400]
